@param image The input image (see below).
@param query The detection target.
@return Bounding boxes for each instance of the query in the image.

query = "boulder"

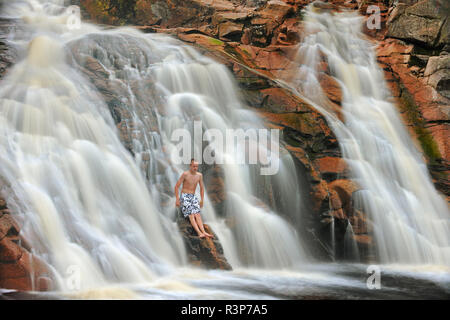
[176,217,232,270]
[423,55,450,98]
[318,73,342,105]
[424,55,450,77]
[428,69,450,98]
[262,0,294,23]
[0,200,53,292]
[0,251,53,291]
[314,156,349,181]
[204,165,226,207]
[328,179,359,208]
[260,87,302,112]
[0,214,19,240]
[219,21,244,39]
[374,33,450,197]
[387,0,448,47]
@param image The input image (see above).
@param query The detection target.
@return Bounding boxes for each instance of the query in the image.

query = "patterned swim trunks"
[180,193,201,218]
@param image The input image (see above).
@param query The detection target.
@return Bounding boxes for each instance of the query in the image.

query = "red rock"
[0,251,51,291]
[421,103,449,123]
[331,208,345,219]
[427,123,450,161]
[328,179,360,208]
[318,73,342,104]
[314,157,348,177]
[376,40,413,57]
[311,180,330,212]
[353,234,372,245]
[0,237,24,263]
[329,189,342,210]
[261,0,294,23]
[375,36,450,197]
[251,17,272,25]
[219,22,243,39]
[213,11,249,25]
[205,166,226,205]
[284,146,331,215]
[177,218,232,270]
[0,277,33,292]
[0,214,20,240]
[285,145,313,169]
[260,87,300,112]
[0,251,43,279]
[241,29,251,45]
[386,79,401,98]
[37,276,53,291]
[254,50,271,70]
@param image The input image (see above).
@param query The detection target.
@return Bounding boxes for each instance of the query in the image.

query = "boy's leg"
[194,213,213,238]
[188,214,205,238]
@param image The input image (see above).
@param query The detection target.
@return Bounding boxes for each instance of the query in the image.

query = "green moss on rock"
[398,86,442,164]
[209,38,224,46]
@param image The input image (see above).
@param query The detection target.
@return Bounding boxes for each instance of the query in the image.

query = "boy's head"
[190,158,199,173]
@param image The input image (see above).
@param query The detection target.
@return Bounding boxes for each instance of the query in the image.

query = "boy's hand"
[200,200,204,208]
[175,199,180,207]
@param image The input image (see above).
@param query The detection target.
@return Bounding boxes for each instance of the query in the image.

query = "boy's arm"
[199,173,205,208]
[174,173,185,207]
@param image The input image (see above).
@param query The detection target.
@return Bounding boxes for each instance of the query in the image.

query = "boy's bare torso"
[174,161,211,238]
[181,171,201,194]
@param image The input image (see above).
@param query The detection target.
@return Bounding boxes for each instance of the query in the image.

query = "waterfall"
[0,0,309,293]
[0,15,188,291]
[343,223,360,261]
[151,54,307,268]
[292,3,450,265]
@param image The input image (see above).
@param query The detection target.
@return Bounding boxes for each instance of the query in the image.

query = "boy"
[175,159,213,238]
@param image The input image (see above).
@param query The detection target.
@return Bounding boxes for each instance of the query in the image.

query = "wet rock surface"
[371,0,450,200]
[176,215,232,270]
[0,18,18,79]
[0,199,53,291]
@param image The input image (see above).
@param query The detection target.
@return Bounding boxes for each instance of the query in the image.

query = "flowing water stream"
[0,0,448,299]
[291,3,450,265]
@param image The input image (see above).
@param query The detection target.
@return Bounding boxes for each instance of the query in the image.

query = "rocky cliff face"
[377,0,449,199]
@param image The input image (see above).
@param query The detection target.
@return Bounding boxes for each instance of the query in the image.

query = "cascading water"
[292,3,450,265]
[152,55,307,268]
[0,7,188,292]
[64,12,308,269]
[0,0,309,296]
